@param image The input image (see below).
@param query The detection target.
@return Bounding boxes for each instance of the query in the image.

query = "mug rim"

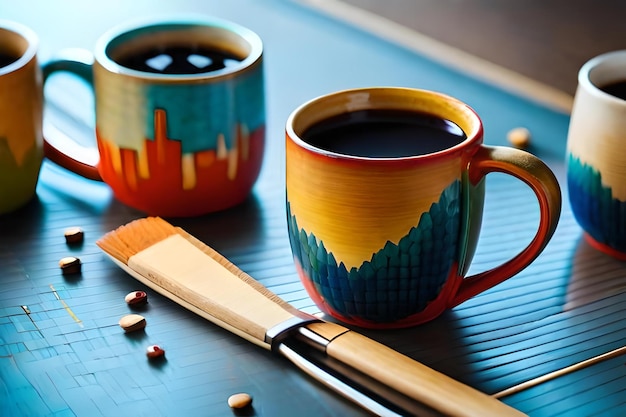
[286,87,483,162]
[579,49,626,105]
[0,19,38,76]
[93,15,263,81]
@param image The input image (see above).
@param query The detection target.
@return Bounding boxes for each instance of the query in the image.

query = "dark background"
[339,0,626,97]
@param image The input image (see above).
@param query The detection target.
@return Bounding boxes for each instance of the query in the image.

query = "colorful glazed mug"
[43,16,265,217]
[286,87,561,328]
[0,20,43,215]
[567,50,626,259]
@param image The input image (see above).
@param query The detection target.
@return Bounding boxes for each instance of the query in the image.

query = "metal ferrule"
[264,313,320,349]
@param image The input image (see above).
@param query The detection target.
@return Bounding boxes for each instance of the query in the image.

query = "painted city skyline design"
[96,108,265,216]
[100,109,256,189]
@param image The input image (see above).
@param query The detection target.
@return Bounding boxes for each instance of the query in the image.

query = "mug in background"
[0,20,43,215]
[567,50,626,259]
[43,16,265,217]
[286,87,561,328]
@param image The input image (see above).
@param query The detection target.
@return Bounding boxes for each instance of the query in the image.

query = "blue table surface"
[1,1,624,416]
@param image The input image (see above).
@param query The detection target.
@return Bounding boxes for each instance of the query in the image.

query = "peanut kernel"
[64,227,84,244]
[118,314,146,332]
[228,392,252,409]
[507,127,531,149]
[59,256,81,275]
[125,290,148,306]
[146,344,165,359]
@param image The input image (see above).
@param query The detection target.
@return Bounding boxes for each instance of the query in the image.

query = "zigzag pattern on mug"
[0,135,40,168]
[568,153,626,252]
[287,180,462,323]
[96,108,262,191]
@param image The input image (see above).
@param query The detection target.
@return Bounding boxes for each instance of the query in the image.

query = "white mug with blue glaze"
[43,16,265,217]
[567,50,626,259]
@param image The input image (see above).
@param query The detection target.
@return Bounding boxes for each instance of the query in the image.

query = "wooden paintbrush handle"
[305,322,526,417]
[98,217,525,415]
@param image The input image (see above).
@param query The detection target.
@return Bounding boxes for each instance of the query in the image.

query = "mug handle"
[42,49,102,181]
[451,145,561,306]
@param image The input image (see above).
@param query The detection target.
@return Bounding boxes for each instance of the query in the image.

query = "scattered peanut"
[59,256,81,275]
[507,127,531,149]
[125,290,148,306]
[228,392,253,409]
[146,344,165,359]
[119,314,146,332]
[64,227,84,244]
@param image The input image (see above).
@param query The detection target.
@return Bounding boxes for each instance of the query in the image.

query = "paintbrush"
[97,217,525,417]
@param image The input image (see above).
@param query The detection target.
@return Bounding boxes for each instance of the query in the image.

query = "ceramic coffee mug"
[567,50,626,259]
[0,20,43,215]
[286,87,561,328]
[43,16,265,217]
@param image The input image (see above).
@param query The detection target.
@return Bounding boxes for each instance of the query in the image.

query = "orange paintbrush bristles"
[96,216,303,347]
[96,217,179,264]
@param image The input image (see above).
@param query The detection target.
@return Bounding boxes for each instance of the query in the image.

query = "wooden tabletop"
[308,0,626,104]
[1,1,625,416]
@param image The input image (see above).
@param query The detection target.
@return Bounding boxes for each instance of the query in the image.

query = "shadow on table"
[0,195,46,237]
[564,235,626,311]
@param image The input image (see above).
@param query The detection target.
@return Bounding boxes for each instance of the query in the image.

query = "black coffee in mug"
[117,45,243,74]
[0,52,19,69]
[599,80,626,101]
[301,109,466,158]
